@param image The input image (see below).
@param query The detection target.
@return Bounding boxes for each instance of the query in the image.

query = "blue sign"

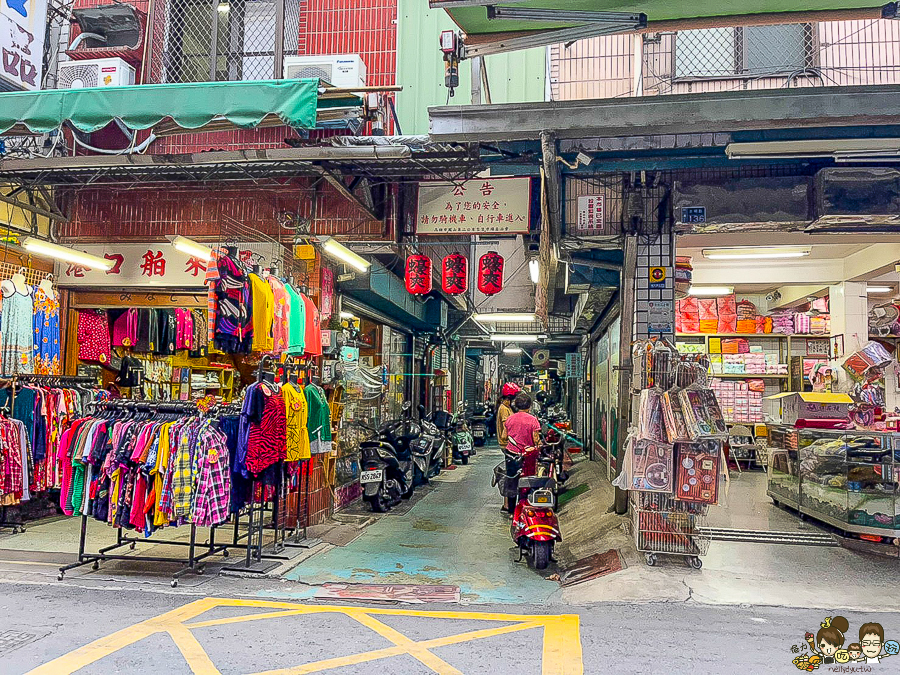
[7,0,28,17]
[681,207,706,224]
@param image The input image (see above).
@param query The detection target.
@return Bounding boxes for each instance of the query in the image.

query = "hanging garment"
[245,383,286,475]
[134,308,160,353]
[301,294,322,357]
[76,309,111,365]
[110,308,138,348]
[285,283,306,355]
[213,253,253,353]
[267,276,291,354]
[189,309,208,358]
[32,285,60,375]
[249,273,274,353]
[1,281,34,375]
[175,308,194,350]
[305,384,332,454]
[282,382,311,461]
[155,309,177,356]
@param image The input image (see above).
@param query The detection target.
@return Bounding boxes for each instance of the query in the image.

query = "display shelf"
[710,373,789,379]
[677,333,828,339]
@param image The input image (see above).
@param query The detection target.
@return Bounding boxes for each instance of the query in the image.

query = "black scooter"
[468,402,490,447]
[359,403,418,512]
[414,405,445,484]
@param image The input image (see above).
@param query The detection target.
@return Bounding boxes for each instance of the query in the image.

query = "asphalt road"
[3,580,899,674]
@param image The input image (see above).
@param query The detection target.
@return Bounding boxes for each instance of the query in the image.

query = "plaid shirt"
[191,421,231,527]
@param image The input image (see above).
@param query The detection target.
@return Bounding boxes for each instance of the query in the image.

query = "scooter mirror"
[417,404,426,417]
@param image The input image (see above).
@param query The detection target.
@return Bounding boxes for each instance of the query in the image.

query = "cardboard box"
[767,392,853,425]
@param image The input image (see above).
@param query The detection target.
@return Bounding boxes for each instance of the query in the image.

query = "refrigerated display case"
[767,425,900,538]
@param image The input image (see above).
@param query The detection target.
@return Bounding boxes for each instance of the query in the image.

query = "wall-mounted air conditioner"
[283,54,367,89]
[57,58,136,89]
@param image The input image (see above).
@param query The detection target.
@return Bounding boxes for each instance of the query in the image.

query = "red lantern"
[441,253,468,295]
[477,252,504,295]
[405,254,432,295]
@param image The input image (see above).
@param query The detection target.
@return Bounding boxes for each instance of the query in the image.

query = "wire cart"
[631,492,710,569]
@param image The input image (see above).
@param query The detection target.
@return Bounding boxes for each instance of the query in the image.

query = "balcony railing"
[549,19,900,101]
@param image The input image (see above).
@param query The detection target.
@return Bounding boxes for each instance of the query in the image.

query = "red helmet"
[501,382,521,398]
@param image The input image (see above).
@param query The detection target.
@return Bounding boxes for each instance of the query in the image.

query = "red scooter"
[505,443,562,570]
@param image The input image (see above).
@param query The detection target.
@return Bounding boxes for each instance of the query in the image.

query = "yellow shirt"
[496,402,513,448]
[282,382,311,461]
[249,273,274,352]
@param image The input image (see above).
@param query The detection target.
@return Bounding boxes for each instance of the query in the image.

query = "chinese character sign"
[320,266,334,318]
[0,0,47,91]
[56,244,208,288]
[477,252,504,296]
[416,177,531,235]
[405,254,432,295]
[576,195,607,235]
[441,253,468,295]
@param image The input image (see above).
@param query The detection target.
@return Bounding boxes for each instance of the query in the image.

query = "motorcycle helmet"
[501,382,521,398]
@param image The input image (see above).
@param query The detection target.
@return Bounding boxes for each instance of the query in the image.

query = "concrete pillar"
[828,281,868,393]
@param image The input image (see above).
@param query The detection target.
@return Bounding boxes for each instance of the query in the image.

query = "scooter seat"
[518,475,557,491]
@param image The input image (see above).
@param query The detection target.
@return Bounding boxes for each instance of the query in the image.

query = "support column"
[829,282,869,393]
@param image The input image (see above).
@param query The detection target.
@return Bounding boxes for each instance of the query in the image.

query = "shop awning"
[0,78,346,135]
[437,0,897,56]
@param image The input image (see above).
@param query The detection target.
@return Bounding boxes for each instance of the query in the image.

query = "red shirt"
[504,411,540,453]
[302,294,322,356]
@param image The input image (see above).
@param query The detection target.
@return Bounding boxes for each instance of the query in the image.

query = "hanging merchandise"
[76,309,111,366]
[209,248,253,354]
[441,253,468,295]
[305,382,333,454]
[249,271,275,353]
[32,279,60,375]
[477,251,504,295]
[1,272,35,376]
[268,275,291,355]
[405,254,432,295]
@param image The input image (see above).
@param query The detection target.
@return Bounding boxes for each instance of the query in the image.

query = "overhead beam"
[463,20,645,58]
[321,170,380,222]
[0,190,67,222]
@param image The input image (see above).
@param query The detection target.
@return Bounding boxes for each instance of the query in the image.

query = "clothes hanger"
[39,273,54,297]
[11,267,27,293]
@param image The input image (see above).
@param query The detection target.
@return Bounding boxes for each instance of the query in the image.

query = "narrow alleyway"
[283,445,561,604]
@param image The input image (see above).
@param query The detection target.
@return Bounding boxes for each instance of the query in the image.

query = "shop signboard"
[320,267,334,318]
[1,0,47,90]
[680,206,707,223]
[416,177,530,235]
[648,266,666,290]
[647,300,674,334]
[576,195,605,234]
[566,352,583,379]
[56,242,278,288]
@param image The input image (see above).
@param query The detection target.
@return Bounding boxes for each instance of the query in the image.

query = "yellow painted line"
[168,625,222,675]
[25,597,584,675]
[0,559,64,568]
[348,609,464,675]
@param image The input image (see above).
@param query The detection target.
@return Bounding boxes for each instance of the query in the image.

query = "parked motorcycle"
[467,401,491,447]
[451,418,474,465]
[418,405,446,481]
[358,404,418,512]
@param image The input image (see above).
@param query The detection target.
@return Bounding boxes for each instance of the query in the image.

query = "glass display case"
[767,426,900,536]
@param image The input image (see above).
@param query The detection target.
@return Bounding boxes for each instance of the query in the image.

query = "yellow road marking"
[0,559,64,567]
[25,597,583,675]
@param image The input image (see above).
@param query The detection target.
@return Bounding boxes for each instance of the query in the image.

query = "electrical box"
[283,54,367,89]
[57,58,136,89]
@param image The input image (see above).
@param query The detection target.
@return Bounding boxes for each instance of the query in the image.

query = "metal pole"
[614,235,637,515]
[274,0,285,79]
[631,34,644,97]
[470,56,482,105]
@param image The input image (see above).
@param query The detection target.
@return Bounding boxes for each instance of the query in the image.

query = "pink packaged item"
[698,298,718,321]
[717,294,737,315]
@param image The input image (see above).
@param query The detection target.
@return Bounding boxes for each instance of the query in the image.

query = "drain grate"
[0,630,41,655]
[700,527,838,547]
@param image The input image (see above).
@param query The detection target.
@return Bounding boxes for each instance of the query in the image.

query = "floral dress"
[32,285,60,375]
[0,282,34,376]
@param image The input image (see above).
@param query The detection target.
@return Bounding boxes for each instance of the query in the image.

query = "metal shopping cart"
[631,492,710,569]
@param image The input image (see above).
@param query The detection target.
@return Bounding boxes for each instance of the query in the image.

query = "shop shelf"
[710,373,789,379]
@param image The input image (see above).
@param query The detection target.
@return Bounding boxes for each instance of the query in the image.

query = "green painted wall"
[395,0,547,136]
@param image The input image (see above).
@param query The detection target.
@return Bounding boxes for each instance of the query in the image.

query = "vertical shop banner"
[416,177,531,235]
[1,0,47,90]
[320,267,334,318]
[576,195,605,234]
[56,242,279,288]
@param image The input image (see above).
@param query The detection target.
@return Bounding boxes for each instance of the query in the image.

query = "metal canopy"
[0,142,484,187]
[434,0,897,57]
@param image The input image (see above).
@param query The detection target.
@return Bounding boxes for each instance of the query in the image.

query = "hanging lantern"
[441,253,468,295]
[477,252,504,295]
[405,254,432,295]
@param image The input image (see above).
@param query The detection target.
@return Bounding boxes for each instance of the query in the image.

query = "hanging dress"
[32,285,61,375]
[1,281,34,376]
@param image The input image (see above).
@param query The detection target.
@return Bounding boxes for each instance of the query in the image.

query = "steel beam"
[321,170,380,222]
[0,190,67,222]
[463,20,644,58]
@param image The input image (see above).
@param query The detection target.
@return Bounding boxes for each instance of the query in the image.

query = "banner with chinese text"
[416,177,530,235]
[55,242,280,288]
[1,0,48,91]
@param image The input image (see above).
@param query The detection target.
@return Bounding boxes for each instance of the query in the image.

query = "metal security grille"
[148,0,300,83]
[674,24,814,79]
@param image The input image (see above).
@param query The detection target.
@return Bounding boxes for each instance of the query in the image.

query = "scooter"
[468,402,490,447]
[418,405,446,480]
[452,419,474,465]
[358,405,418,512]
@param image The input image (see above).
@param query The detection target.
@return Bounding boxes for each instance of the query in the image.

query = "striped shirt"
[246,384,287,475]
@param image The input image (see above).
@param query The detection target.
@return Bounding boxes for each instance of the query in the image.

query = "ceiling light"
[726,138,900,160]
[320,237,371,273]
[168,235,212,261]
[502,346,523,355]
[702,247,811,260]
[474,312,536,323]
[23,237,113,271]
[867,286,893,294]
[489,334,541,342]
[529,258,540,284]
[688,286,734,297]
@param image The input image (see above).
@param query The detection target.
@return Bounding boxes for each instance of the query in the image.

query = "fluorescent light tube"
[529,258,540,284]
[489,334,540,342]
[867,286,893,294]
[474,312,536,323]
[168,235,212,261]
[502,346,523,355]
[321,237,371,273]
[23,237,113,271]
[688,286,733,297]
[702,247,811,260]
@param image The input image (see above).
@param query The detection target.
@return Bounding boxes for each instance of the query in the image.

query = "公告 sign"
[1,0,48,91]
[416,177,530,235]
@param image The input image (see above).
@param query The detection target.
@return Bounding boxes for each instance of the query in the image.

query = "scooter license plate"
[473,430,484,437]
[360,470,383,483]
[458,442,472,454]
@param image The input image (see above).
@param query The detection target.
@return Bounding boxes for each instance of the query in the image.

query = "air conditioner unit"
[283,54,367,89]
[57,58,136,89]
